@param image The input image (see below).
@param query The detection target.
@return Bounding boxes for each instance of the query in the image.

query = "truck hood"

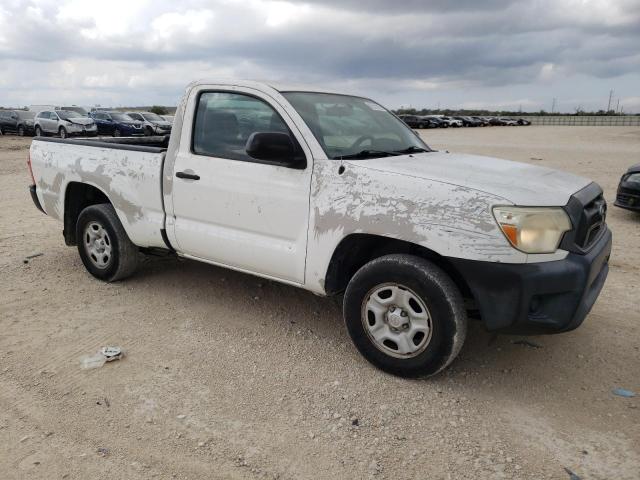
[347,151,591,206]
[626,163,640,174]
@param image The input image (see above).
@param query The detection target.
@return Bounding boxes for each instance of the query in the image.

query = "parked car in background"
[472,116,491,126]
[126,111,172,136]
[614,164,640,212]
[439,116,463,127]
[90,111,144,137]
[398,115,431,129]
[34,110,97,138]
[488,117,507,126]
[162,115,175,124]
[453,116,482,127]
[501,118,519,126]
[423,116,449,128]
[0,110,36,136]
[516,118,532,126]
[57,106,90,117]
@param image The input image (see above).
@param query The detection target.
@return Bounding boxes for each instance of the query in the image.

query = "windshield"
[111,113,134,122]
[60,107,88,116]
[57,110,84,120]
[282,92,429,159]
[142,113,163,122]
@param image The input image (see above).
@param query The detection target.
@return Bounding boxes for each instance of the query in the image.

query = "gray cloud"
[0,0,638,111]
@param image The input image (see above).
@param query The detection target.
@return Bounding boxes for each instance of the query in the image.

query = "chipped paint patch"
[30,140,166,248]
[305,158,528,294]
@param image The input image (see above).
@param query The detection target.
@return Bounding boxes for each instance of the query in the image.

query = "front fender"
[304,159,525,294]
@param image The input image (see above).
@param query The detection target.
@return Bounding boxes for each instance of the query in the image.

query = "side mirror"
[245,132,303,167]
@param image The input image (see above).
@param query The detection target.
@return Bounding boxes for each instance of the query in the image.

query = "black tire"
[76,204,139,282]
[35,125,42,137]
[59,127,67,139]
[18,125,25,136]
[343,254,467,377]
[113,128,121,137]
[144,126,153,136]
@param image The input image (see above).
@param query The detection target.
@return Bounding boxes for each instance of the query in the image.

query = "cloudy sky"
[1,0,639,112]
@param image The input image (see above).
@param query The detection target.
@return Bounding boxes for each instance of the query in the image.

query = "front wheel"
[76,204,139,282]
[343,254,467,377]
[18,125,25,136]
[113,128,121,137]
[35,126,42,137]
[59,127,68,139]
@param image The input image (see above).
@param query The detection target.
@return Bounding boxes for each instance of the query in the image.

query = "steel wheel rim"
[361,283,433,359]
[83,221,113,269]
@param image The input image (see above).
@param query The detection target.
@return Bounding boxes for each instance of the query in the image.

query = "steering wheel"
[350,135,375,150]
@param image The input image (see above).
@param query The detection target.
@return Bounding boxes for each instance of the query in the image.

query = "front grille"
[578,194,607,249]
[616,192,639,207]
[560,183,607,254]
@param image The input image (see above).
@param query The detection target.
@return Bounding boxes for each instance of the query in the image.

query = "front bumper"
[449,227,612,334]
[614,183,640,211]
[68,125,98,136]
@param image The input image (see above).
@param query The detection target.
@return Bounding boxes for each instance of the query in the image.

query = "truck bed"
[33,135,170,152]
[30,136,168,249]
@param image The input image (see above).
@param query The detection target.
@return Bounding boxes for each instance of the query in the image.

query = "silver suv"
[125,111,172,136]
[34,110,97,138]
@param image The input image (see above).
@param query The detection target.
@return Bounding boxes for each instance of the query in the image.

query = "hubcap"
[83,221,112,269]
[361,284,432,358]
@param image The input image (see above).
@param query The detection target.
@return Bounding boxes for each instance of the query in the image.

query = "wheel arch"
[63,182,112,246]
[323,233,474,303]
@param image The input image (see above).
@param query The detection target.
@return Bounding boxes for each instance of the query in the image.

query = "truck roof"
[187,79,344,96]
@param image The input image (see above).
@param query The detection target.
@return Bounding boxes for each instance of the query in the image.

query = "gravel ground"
[1,126,638,480]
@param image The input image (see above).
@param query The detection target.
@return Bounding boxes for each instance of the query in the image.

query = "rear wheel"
[35,126,42,137]
[344,254,467,377]
[76,204,139,282]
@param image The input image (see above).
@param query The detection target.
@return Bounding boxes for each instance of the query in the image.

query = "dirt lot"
[1,127,638,479]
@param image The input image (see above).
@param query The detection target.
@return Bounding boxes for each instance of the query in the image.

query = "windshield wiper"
[336,149,400,160]
[393,146,430,154]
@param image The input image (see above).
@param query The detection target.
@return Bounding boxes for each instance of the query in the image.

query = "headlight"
[625,173,640,184]
[492,206,572,253]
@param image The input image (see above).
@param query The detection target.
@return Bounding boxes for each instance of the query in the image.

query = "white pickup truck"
[28,80,611,377]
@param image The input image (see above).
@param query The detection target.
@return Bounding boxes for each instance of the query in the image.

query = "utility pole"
[551,97,556,113]
[616,98,620,113]
[607,89,614,112]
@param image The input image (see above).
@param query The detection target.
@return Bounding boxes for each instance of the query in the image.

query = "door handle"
[175,171,200,181]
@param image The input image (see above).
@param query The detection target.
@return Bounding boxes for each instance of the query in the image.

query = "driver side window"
[192,92,291,162]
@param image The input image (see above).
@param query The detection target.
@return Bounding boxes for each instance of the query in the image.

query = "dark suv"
[398,115,431,129]
[0,110,35,136]
[90,111,145,137]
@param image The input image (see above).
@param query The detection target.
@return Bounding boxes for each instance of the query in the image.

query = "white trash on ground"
[80,346,124,370]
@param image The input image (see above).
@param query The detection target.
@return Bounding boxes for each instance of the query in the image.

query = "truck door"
[168,89,313,284]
